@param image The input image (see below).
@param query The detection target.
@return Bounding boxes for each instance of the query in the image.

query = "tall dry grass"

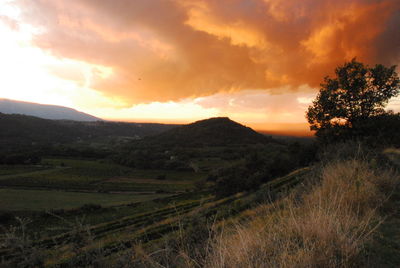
[204,159,397,268]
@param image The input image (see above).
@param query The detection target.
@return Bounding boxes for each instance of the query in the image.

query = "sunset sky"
[0,0,399,135]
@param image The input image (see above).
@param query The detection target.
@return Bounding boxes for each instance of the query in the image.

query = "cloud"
[195,89,316,123]
[15,0,400,104]
[0,15,19,30]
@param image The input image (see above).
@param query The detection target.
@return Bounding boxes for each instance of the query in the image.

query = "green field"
[0,188,171,211]
[0,165,48,176]
[0,158,210,212]
[0,155,308,266]
[0,158,206,192]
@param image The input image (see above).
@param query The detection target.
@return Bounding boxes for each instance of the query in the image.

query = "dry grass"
[204,159,397,268]
[383,148,400,166]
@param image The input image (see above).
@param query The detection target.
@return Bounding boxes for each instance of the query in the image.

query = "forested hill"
[0,113,177,148]
[139,117,276,147]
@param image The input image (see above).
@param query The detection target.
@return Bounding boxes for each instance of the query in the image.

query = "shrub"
[0,217,45,267]
[156,174,166,180]
[80,203,102,212]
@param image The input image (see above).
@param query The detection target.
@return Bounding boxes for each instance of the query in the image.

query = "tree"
[307,59,400,141]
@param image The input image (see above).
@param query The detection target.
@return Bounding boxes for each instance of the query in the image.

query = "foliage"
[139,117,275,148]
[0,151,41,165]
[350,112,400,146]
[113,117,282,172]
[0,113,176,162]
[0,217,45,267]
[307,59,400,142]
[213,144,316,198]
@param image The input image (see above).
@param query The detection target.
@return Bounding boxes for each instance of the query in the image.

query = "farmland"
[0,188,171,211]
[0,116,316,266]
[0,158,206,194]
[0,161,307,266]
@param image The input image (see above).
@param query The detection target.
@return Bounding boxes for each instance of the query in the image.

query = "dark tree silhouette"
[307,59,400,141]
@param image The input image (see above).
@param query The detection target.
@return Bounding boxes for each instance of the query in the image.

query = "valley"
[1,3,399,266]
[0,114,314,266]
[0,113,398,267]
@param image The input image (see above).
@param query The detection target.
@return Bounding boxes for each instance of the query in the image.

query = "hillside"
[0,99,100,121]
[2,145,397,267]
[0,113,177,150]
[141,117,275,147]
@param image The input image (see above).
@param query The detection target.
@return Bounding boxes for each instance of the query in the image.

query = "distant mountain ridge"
[0,99,100,121]
[141,117,275,147]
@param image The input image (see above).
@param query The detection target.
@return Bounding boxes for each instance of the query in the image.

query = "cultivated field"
[0,188,171,211]
[0,158,206,195]
[0,156,306,266]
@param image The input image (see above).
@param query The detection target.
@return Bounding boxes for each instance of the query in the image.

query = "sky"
[0,0,399,135]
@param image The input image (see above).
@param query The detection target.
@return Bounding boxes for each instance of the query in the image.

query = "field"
[0,156,212,265]
[1,147,398,267]
[3,147,396,267]
[0,158,206,195]
[0,188,171,211]
[0,157,306,266]
[0,165,48,176]
[0,132,318,267]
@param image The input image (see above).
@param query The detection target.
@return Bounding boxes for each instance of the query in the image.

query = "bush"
[156,174,166,180]
[80,203,102,212]
[0,217,45,267]
[0,212,14,224]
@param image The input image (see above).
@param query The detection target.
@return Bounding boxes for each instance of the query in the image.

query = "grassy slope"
[199,152,400,268]
[367,148,400,267]
[54,168,308,266]
[369,189,400,267]
[2,149,398,267]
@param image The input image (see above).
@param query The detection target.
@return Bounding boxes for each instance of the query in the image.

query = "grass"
[0,165,49,176]
[0,161,307,266]
[200,159,398,268]
[0,188,171,211]
[383,148,400,166]
[2,191,211,239]
[367,188,400,267]
[4,149,398,267]
[52,169,307,266]
[0,158,206,192]
[44,158,205,181]
[366,147,400,267]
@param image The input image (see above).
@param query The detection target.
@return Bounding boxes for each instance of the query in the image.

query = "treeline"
[0,113,177,164]
[0,113,176,146]
[317,112,400,146]
[113,148,193,171]
[0,150,41,165]
[212,142,317,197]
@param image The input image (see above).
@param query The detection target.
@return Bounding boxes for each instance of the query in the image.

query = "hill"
[0,113,177,151]
[0,99,100,121]
[141,117,275,147]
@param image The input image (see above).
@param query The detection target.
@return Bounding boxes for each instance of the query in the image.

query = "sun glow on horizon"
[0,0,315,134]
[0,0,399,136]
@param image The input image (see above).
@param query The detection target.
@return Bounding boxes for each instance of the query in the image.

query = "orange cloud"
[15,0,400,105]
